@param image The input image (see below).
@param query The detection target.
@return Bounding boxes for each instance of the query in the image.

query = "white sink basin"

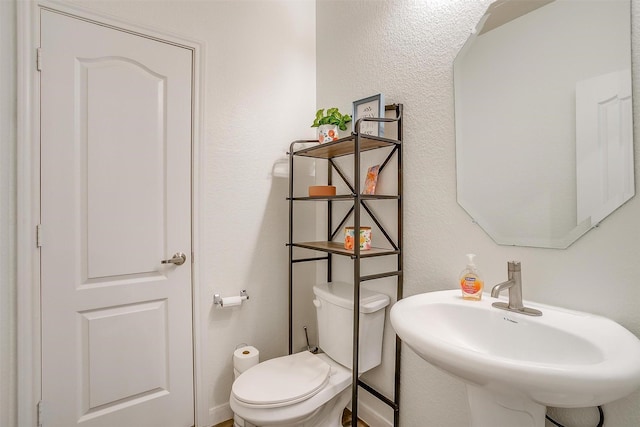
[390,290,640,426]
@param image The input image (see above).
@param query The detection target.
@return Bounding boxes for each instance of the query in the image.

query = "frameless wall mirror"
[454,0,634,248]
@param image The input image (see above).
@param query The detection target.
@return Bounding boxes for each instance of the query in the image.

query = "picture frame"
[352,93,385,137]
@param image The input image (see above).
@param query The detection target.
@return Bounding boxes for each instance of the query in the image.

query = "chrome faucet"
[491,261,542,316]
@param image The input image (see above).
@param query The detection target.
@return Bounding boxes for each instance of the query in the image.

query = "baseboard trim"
[210,403,233,426]
[348,398,393,427]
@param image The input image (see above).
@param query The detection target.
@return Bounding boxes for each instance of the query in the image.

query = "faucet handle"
[508,260,521,272]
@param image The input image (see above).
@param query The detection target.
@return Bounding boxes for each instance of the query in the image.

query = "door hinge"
[36,47,42,72]
[36,224,43,248]
[37,400,44,426]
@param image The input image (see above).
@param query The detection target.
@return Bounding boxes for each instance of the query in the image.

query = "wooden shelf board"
[289,194,400,201]
[292,241,399,258]
[293,134,399,159]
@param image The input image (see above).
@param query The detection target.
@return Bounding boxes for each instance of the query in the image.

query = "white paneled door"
[576,69,634,225]
[40,9,194,427]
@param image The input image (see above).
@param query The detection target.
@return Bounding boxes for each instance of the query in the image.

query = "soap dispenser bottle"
[459,254,484,300]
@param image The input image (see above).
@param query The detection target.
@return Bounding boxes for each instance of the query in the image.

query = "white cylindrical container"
[233,346,259,427]
[344,226,372,250]
[233,345,259,379]
[222,296,243,308]
[317,124,339,143]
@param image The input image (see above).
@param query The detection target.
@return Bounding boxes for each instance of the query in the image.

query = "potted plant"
[311,108,352,143]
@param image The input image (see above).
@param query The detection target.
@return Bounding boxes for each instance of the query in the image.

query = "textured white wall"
[317,0,640,426]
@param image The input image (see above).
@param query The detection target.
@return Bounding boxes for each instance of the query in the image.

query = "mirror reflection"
[454,0,633,248]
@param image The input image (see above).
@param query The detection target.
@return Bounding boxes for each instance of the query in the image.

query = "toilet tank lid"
[313,282,390,313]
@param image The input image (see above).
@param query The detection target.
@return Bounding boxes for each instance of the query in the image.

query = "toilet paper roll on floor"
[233,345,259,378]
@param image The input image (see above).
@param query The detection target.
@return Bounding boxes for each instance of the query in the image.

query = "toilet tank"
[313,282,390,373]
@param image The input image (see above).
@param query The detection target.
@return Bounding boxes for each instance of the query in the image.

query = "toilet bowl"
[230,352,351,427]
[229,282,390,427]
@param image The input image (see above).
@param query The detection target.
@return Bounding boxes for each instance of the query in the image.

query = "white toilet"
[229,282,390,427]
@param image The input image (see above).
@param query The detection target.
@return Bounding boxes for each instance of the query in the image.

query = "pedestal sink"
[390,290,640,427]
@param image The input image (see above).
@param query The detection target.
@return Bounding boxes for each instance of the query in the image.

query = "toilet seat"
[232,351,331,409]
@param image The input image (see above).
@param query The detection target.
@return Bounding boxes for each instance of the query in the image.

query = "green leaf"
[311,107,351,129]
[311,109,324,127]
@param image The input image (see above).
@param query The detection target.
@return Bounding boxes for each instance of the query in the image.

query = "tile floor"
[212,408,369,427]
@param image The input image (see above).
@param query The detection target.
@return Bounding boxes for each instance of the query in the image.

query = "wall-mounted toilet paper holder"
[213,290,249,307]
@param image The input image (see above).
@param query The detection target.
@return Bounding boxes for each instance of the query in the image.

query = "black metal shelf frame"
[287,104,404,426]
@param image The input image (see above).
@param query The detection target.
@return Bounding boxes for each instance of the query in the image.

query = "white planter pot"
[317,124,339,143]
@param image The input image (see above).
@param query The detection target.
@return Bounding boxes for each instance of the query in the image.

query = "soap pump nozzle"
[466,253,477,269]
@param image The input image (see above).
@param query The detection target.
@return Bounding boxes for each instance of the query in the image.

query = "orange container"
[308,185,336,197]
